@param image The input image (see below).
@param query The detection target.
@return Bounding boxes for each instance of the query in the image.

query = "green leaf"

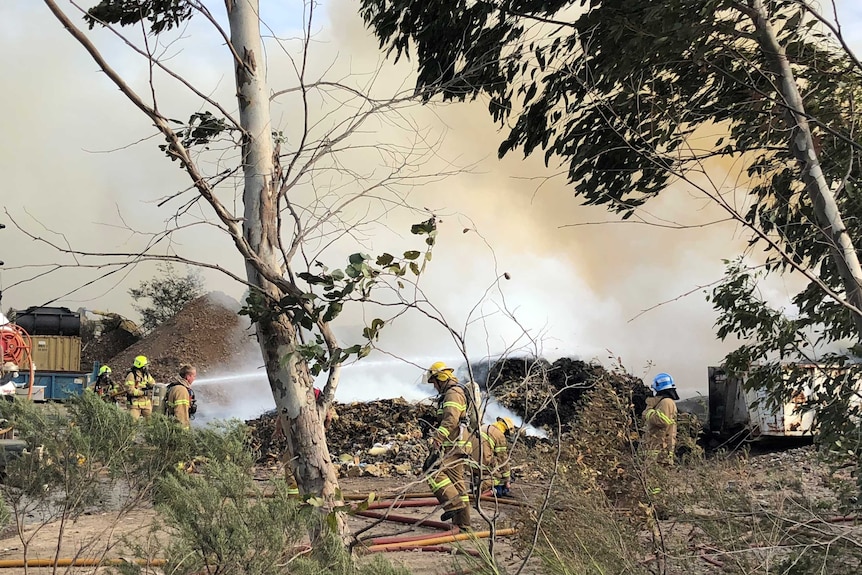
[326,512,338,532]
[376,253,395,266]
[403,250,421,260]
[410,218,436,235]
[323,302,343,322]
[409,262,420,275]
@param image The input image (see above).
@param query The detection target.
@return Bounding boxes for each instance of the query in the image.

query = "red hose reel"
[0,323,32,367]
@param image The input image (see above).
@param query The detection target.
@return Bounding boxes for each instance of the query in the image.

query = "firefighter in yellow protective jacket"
[93,365,113,399]
[94,365,126,405]
[166,364,197,429]
[642,372,679,465]
[472,416,514,496]
[124,355,155,420]
[425,361,473,530]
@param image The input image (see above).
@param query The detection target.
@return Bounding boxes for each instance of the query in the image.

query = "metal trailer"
[708,365,816,440]
[707,364,861,440]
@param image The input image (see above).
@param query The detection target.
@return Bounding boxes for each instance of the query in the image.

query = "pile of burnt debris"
[245,357,659,478]
[248,398,440,478]
[477,357,651,433]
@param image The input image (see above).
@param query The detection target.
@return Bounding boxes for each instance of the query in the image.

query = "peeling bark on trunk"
[225,0,343,515]
[748,0,862,336]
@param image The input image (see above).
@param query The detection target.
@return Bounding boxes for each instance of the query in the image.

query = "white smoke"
[2,1,859,403]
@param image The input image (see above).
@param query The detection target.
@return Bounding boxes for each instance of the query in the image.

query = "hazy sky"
[2,1,860,402]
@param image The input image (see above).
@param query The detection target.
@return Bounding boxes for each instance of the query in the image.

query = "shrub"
[129,263,204,331]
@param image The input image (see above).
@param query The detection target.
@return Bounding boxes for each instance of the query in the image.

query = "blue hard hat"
[652,372,675,392]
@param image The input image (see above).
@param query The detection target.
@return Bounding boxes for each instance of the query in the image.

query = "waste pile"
[248,398,439,478]
[246,358,660,478]
[481,356,651,433]
[104,292,257,382]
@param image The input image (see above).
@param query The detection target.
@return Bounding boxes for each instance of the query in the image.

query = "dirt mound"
[485,356,651,433]
[248,398,439,478]
[104,292,255,382]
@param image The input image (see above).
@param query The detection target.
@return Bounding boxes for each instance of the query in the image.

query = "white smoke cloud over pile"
[3,1,857,402]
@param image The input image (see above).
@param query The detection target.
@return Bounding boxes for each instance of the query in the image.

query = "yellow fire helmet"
[497,416,515,434]
[427,361,456,382]
[98,365,112,376]
[133,355,149,369]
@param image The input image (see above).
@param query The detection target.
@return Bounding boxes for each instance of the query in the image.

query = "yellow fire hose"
[363,527,518,553]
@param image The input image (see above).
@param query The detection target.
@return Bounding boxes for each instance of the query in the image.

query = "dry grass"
[511,381,862,575]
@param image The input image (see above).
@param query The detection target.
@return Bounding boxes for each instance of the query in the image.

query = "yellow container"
[29,336,82,372]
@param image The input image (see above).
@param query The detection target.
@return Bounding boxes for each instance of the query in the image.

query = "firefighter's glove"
[418,418,433,438]
[494,485,511,497]
[422,451,440,474]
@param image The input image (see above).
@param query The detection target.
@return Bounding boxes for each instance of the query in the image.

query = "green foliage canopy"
[358,0,862,325]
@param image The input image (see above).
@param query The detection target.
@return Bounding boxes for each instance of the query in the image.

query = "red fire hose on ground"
[350,492,519,556]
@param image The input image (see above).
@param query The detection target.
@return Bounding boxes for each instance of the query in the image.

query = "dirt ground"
[0,475,534,575]
[0,445,860,575]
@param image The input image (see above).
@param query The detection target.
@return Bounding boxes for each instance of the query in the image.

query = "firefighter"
[93,365,114,399]
[425,361,473,530]
[643,372,679,465]
[166,364,197,430]
[472,416,514,496]
[124,355,155,420]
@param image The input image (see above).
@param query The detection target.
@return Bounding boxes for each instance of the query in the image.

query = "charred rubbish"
[248,398,443,478]
[480,356,651,433]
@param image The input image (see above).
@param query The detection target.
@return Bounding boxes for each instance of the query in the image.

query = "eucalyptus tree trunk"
[747,0,862,336]
[226,0,342,505]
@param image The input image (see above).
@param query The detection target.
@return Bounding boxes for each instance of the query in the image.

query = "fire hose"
[348,493,519,555]
[0,492,519,568]
[0,323,35,399]
[0,324,30,367]
[0,558,165,568]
